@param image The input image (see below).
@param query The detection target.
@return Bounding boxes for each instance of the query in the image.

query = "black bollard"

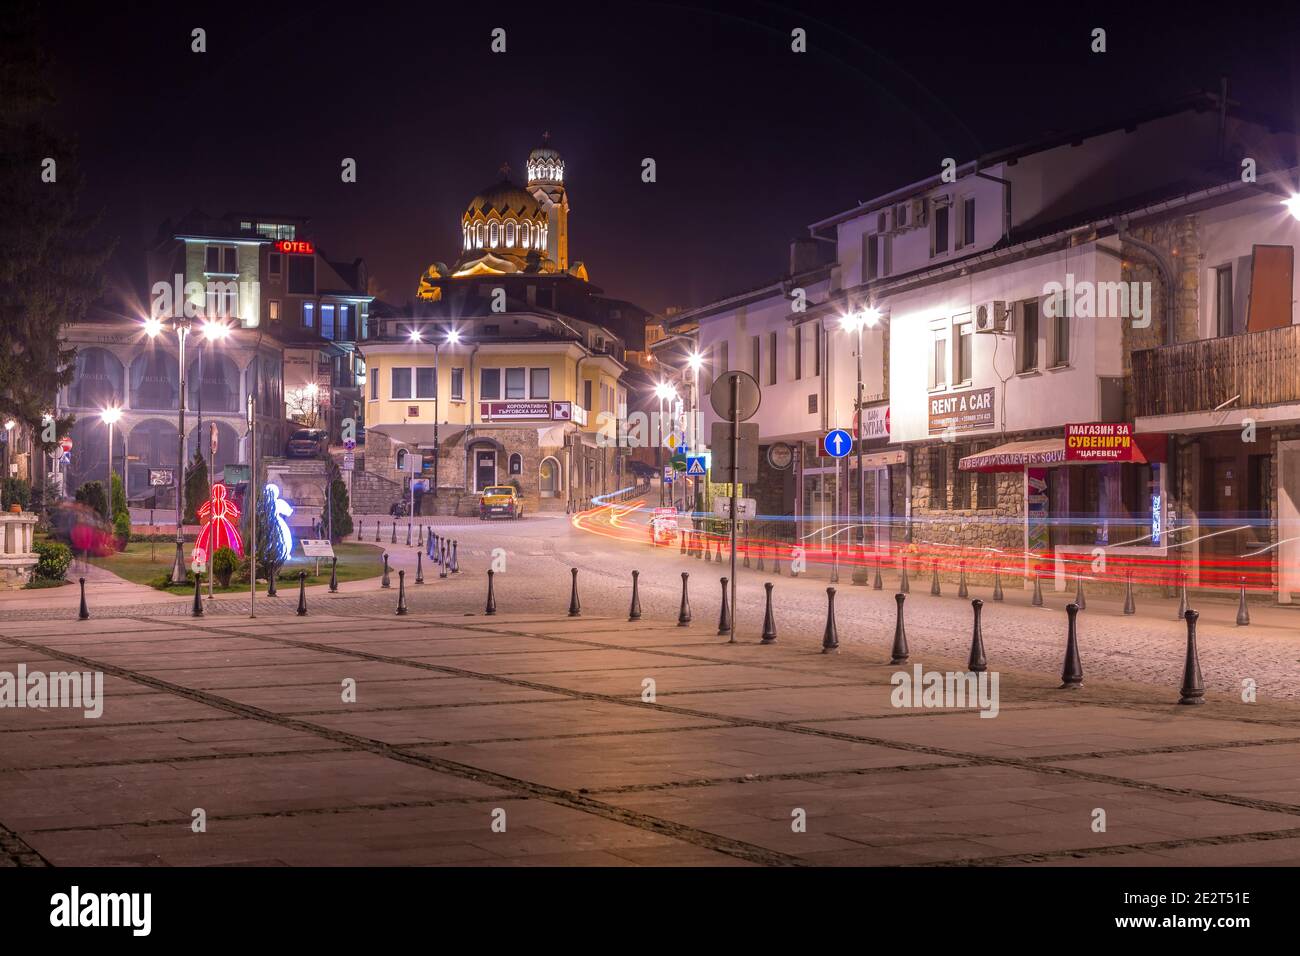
[992,564,1004,601]
[417,524,423,548]
[1060,602,1084,689]
[680,530,687,555]
[1074,573,1086,611]
[900,556,910,594]
[485,569,497,615]
[760,581,777,644]
[1236,576,1250,626]
[1178,609,1205,705]
[756,550,765,572]
[78,577,90,620]
[1031,571,1044,607]
[374,521,380,542]
[742,542,750,569]
[628,570,642,621]
[821,587,839,654]
[717,577,731,636]
[405,522,412,547]
[930,561,941,596]
[704,536,712,563]
[889,592,909,664]
[381,553,391,589]
[957,562,968,598]
[329,556,338,593]
[357,520,363,541]
[773,551,782,575]
[873,560,883,590]
[391,522,397,544]
[568,567,582,616]
[677,572,692,626]
[395,570,408,615]
[1176,572,1188,621]
[716,537,724,563]
[439,541,448,579]
[267,566,278,598]
[451,540,459,573]
[192,575,204,617]
[966,598,987,672]
[415,550,424,584]
[830,547,840,584]
[1123,570,1136,615]
[296,571,307,616]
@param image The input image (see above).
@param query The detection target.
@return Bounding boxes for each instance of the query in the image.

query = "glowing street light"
[99,406,123,499]
[1285,195,1300,222]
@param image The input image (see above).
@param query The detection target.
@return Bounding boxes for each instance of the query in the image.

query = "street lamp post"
[99,407,122,504]
[2,419,14,484]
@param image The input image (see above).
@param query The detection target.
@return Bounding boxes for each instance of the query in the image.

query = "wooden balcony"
[1132,324,1300,418]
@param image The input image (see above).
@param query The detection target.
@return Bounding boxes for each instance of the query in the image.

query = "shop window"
[952,446,972,509]
[976,469,997,510]
[929,446,948,509]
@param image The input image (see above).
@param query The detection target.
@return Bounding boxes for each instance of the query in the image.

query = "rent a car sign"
[1065,422,1136,462]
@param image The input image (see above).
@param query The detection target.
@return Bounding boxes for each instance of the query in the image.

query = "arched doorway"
[539,456,561,498]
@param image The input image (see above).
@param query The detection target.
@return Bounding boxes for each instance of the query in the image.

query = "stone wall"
[908,441,1024,551]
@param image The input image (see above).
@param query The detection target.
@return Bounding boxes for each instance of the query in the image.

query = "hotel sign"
[1065,423,1139,462]
[928,386,995,435]
[275,240,315,255]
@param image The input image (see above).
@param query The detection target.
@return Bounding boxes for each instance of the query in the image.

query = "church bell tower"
[526,133,569,271]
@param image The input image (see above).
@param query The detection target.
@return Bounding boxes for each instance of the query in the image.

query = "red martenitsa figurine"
[195,482,244,558]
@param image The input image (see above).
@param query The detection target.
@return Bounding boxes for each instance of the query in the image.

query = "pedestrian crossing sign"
[686,455,706,476]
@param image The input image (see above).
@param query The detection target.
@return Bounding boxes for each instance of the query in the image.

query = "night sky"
[40,1,1300,315]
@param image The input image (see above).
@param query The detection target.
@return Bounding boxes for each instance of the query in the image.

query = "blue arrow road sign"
[685,455,706,476]
[823,429,853,459]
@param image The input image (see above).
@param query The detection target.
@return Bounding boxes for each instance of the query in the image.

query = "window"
[391,367,412,399]
[959,197,976,248]
[480,368,501,400]
[530,367,550,398]
[794,325,803,380]
[489,221,499,247]
[954,315,972,384]
[1018,299,1040,373]
[929,447,948,509]
[338,305,351,341]
[509,452,523,475]
[288,255,314,294]
[768,331,777,385]
[268,300,280,322]
[1216,264,1234,337]
[268,253,282,279]
[931,202,950,257]
[583,379,593,411]
[881,234,893,277]
[976,467,997,510]
[505,222,515,245]
[864,233,879,282]
[320,304,335,340]
[505,367,526,399]
[451,368,464,401]
[415,367,436,399]
[205,245,237,274]
[370,366,378,400]
[928,326,949,390]
[751,335,761,376]
[302,302,315,329]
[396,448,407,470]
[1051,303,1070,367]
[807,393,818,414]
[813,322,821,375]
[953,447,972,510]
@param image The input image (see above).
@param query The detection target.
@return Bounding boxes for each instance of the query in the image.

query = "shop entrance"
[474,450,497,492]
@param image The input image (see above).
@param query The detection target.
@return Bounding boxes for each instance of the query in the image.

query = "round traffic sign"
[709,371,761,422]
[823,429,853,459]
[60,436,73,453]
[767,442,793,470]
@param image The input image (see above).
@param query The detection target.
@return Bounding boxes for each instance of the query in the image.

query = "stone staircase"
[349,469,405,515]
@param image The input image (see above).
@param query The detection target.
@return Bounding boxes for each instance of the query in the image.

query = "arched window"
[509,452,523,476]
[539,456,562,497]
[540,225,547,251]
[475,222,484,248]
[463,224,470,250]
[68,347,125,409]
[396,448,407,471]
[505,221,515,246]
[521,222,530,248]
[489,221,498,247]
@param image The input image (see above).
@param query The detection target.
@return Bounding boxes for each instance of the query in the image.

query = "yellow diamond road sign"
[666,433,678,450]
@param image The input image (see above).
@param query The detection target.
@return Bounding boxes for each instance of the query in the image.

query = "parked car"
[479,486,523,520]
[285,428,328,458]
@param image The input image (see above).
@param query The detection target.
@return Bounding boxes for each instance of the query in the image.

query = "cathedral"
[417,136,589,298]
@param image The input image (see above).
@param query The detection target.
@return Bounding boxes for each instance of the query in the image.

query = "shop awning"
[959,433,1167,472]
[366,423,468,448]
[959,439,1066,472]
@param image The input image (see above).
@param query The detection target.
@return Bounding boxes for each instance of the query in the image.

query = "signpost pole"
[729,375,739,645]
[248,391,256,619]
[208,423,215,600]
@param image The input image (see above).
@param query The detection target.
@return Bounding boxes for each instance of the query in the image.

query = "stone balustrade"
[0,512,39,589]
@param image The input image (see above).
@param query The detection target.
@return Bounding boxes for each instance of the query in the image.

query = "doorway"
[474,449,497,492]
[540,457,560,498]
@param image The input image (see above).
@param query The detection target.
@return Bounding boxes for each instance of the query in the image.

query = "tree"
[110,471,127,521]
[183,452,208,525]
[0,2,113,448]
[74,480,108,522]
[321,460,353,542]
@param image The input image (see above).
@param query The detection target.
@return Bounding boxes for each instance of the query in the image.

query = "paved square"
[3,609,1300,866]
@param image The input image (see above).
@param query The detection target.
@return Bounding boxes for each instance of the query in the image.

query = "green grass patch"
[88,541,384,595]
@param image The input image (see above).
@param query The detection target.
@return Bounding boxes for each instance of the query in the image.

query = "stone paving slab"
[3,610,1300,866]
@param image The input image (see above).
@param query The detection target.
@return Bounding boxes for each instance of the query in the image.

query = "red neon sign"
[275,240,315,255]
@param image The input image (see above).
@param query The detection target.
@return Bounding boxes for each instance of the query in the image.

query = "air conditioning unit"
[974,300,1009,334]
